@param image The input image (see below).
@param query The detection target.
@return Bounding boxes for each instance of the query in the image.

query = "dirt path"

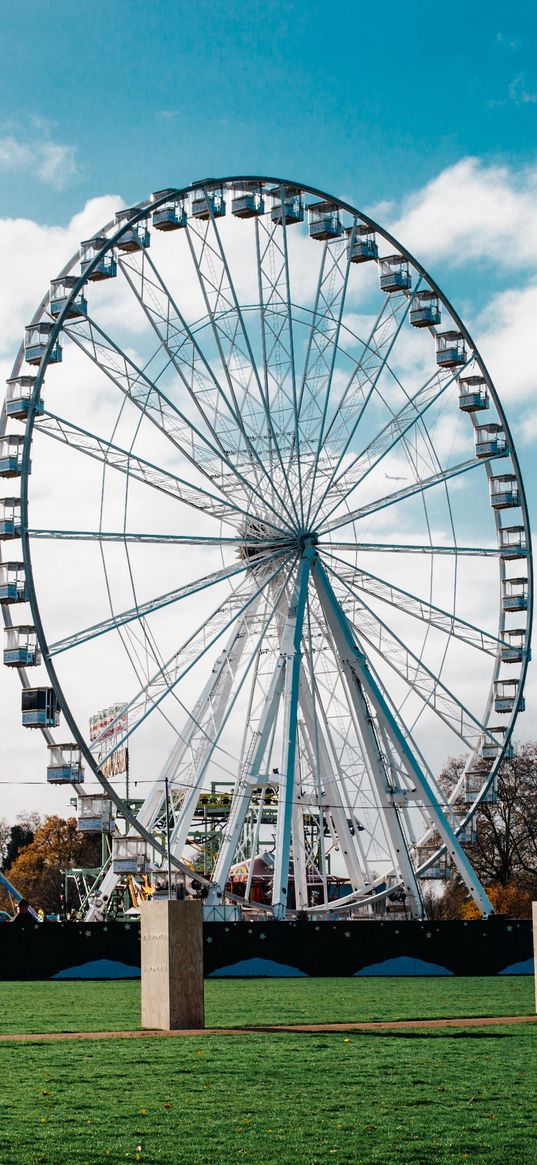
[1,1013,536,1043]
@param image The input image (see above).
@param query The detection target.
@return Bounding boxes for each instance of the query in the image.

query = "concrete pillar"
[140,899,204,1030]
[528,899,533,1011]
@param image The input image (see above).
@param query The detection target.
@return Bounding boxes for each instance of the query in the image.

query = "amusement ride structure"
[0,176,532,921]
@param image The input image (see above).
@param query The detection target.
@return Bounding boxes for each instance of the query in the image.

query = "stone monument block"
[140,899,204,1030]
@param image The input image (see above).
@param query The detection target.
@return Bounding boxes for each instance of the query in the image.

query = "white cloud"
[508,74,537,106]
[0,131,81,190]
[0,195,124,362]
[389,156,537,269]
[472,282,537,402]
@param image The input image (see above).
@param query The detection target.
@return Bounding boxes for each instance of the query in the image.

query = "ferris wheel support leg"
[298,677,370,894]
[291,798,309,911]
[319,644,424,917]
[166,620,252,860]
[207,658,287,904]
[313,558,495,919]
[271,552,312,919]
[84,621,251,921]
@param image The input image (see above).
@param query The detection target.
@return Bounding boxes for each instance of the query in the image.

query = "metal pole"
[165,776,172,900]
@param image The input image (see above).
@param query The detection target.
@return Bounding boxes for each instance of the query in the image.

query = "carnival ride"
[0,176,532,921]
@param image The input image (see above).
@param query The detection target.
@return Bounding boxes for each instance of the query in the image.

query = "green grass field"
[0,978,535,1165]
[0,975,533,1035]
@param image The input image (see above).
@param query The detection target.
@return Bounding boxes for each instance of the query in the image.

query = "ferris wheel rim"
[2,173,532,912]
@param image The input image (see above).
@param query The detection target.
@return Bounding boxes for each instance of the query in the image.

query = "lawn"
[0,979,535,1165]
[1,1024,536,1165]
[0,975,533,1035]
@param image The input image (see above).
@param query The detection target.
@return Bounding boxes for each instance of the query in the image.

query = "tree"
[437,742,537,917]
[1,816,101,914]
[1,814,41,872]
[0,818,10,868]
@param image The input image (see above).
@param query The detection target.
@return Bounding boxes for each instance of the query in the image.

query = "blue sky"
[1,0,537,822]
[1,0,536,222]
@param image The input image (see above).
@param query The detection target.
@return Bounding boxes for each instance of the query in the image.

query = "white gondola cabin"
[458,375,489,412]
[77,794,114,833]
[464,771,497,804]
[498,525,526,559]
[379,254,412,292]
[0,435,25,478]
[115,209,150,252]
[501,628,527,664]
[4,625,40,668]
[21,687,60,728]
[0,498,21,540]
[80,236,117,281]
[416,846,447,879]
[112,834,150,874]
[231,184,264,218]
[494,678,523,714]
[49,276,87,320]
[410,289,441,327]
[191,187,226,220]
[25,322,62,366]
[308,201,343,241]
[47,743,84,784]
[5,377,43,420]
[435,330,467,368]
[457,820,477,844]
[480,728,513,761]
[0,561,26,604]
[347,224,378,263]
[474,423,507,459]
[502,577,528,612]
[490,475,518,510]
[270,186,304,225]
[152,201,187,231]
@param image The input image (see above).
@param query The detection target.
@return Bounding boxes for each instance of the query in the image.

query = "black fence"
[0,916,533,979]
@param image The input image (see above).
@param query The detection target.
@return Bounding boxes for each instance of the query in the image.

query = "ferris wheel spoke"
[324,550,505,656]
[327,564,492,751]
[90,553,296,765]
[321,454,493,537]
[310,286,416,521]
[316,361,468,528]
[27,529,286,549]
[34,410,253,530]
[294,230,356,519]
[64,312,293,533]
[184,204,297,527]
[321,539,504,557]
[254,210,302,525]
[301,222,360,525]
[117,247,289,515]
[48,549,286,657]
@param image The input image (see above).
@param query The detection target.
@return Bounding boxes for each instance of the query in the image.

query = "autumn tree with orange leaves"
[0,816,100,914]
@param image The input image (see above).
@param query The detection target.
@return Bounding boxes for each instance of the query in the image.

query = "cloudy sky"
[1,0,536,824]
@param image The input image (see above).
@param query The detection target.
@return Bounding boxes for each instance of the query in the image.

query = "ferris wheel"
[0,176,532,921]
